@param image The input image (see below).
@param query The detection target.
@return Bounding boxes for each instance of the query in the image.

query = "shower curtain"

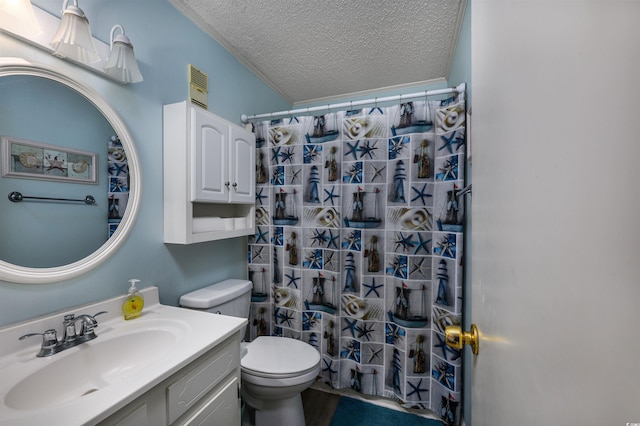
[247,89,466,425]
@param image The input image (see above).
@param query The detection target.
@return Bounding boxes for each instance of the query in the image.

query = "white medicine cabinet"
[163,101,255,244]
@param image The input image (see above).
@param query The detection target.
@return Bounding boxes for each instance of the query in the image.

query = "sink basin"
[4,322,183,410]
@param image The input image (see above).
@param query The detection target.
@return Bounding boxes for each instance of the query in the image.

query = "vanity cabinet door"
[191,106,228,203]
[176,377,240,426]
[97,388,167,426]
[106,403,151,426]
[166,336,239,424]
[97,330,242,426]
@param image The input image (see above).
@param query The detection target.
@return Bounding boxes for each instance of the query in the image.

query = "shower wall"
[247,91,466,424]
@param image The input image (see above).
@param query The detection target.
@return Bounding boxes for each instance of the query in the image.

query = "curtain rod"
[241,83,466,123]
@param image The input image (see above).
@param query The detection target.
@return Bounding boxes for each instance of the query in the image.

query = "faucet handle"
[19,329,60,357]
[86,310,108,328]
[62,314,77,344]
[77,311,108,339]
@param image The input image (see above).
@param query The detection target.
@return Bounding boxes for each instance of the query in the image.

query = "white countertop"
[0,287,246,426]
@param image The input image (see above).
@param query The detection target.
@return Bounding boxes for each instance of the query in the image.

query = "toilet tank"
[179,279,253,319]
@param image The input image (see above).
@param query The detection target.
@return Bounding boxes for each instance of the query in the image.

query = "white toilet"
[180,279,321,426]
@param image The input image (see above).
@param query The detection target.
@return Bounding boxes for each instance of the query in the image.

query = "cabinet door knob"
[224,181,230,187]
[232,182,238,191]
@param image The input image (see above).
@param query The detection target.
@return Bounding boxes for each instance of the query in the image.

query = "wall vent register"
[188,64,208,110]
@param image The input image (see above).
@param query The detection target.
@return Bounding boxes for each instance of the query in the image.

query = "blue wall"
[0,0,471,330]
[447,1,471,95]
[295,79,450,110]
[0,0,290,326]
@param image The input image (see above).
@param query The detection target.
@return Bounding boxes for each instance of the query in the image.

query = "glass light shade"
[0,0,41,36]
[50,0,99,63]
[104,25,143,83]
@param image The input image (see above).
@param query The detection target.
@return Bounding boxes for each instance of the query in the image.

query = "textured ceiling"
[170,0,466,105]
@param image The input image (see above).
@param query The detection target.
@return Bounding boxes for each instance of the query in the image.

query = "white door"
[470,1,640,425]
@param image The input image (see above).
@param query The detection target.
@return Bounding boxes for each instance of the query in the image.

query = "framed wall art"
[1,135,97,184]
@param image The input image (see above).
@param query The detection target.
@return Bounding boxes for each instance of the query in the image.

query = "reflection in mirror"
[0,75,120,267]
[0,58,140,284]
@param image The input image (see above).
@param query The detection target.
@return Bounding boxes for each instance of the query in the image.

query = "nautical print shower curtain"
[107,135,129,237]
[247,90,466,425]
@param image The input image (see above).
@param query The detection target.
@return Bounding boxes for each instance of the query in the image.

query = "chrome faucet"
[19,311,108,357]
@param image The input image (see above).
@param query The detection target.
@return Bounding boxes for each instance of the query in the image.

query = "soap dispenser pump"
[122,279,144,320]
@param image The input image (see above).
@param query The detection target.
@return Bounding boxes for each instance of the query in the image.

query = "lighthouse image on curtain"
[307,165,320,203]
[247,90,466,425]
[436,259,449,306]
[343,252,357,292]
[392,160,407,203]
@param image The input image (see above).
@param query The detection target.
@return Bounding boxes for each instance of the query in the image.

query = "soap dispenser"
[122,279,144,320]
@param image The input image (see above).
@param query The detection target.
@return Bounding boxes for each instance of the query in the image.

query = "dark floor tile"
[302,388,341,426]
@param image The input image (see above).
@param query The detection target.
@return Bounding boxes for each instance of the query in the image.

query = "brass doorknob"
[445,324,479,355]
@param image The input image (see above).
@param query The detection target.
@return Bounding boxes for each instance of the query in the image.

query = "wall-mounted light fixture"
[104,25,143,83]
[50,0,99,63]
[0,0,142,84]
[0,0,41,36]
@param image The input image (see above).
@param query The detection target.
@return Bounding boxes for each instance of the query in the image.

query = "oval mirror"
[0,58,141,284]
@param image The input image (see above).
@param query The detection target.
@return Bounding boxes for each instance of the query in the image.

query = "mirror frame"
[0,58,141,284]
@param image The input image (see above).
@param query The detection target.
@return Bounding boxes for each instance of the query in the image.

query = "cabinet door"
[229,126,255,203]
[191,107,229,202]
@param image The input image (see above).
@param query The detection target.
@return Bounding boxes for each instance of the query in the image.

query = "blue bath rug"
[329,396,444,426]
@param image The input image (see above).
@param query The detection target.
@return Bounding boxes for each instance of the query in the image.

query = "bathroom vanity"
[99,333,241,426]
[0,287,245,426]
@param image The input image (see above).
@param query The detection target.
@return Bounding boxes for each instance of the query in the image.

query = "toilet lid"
[241,336,320,378]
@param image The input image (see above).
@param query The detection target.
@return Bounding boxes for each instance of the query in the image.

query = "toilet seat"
[243,364,319,380]
[241,336,321,379]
